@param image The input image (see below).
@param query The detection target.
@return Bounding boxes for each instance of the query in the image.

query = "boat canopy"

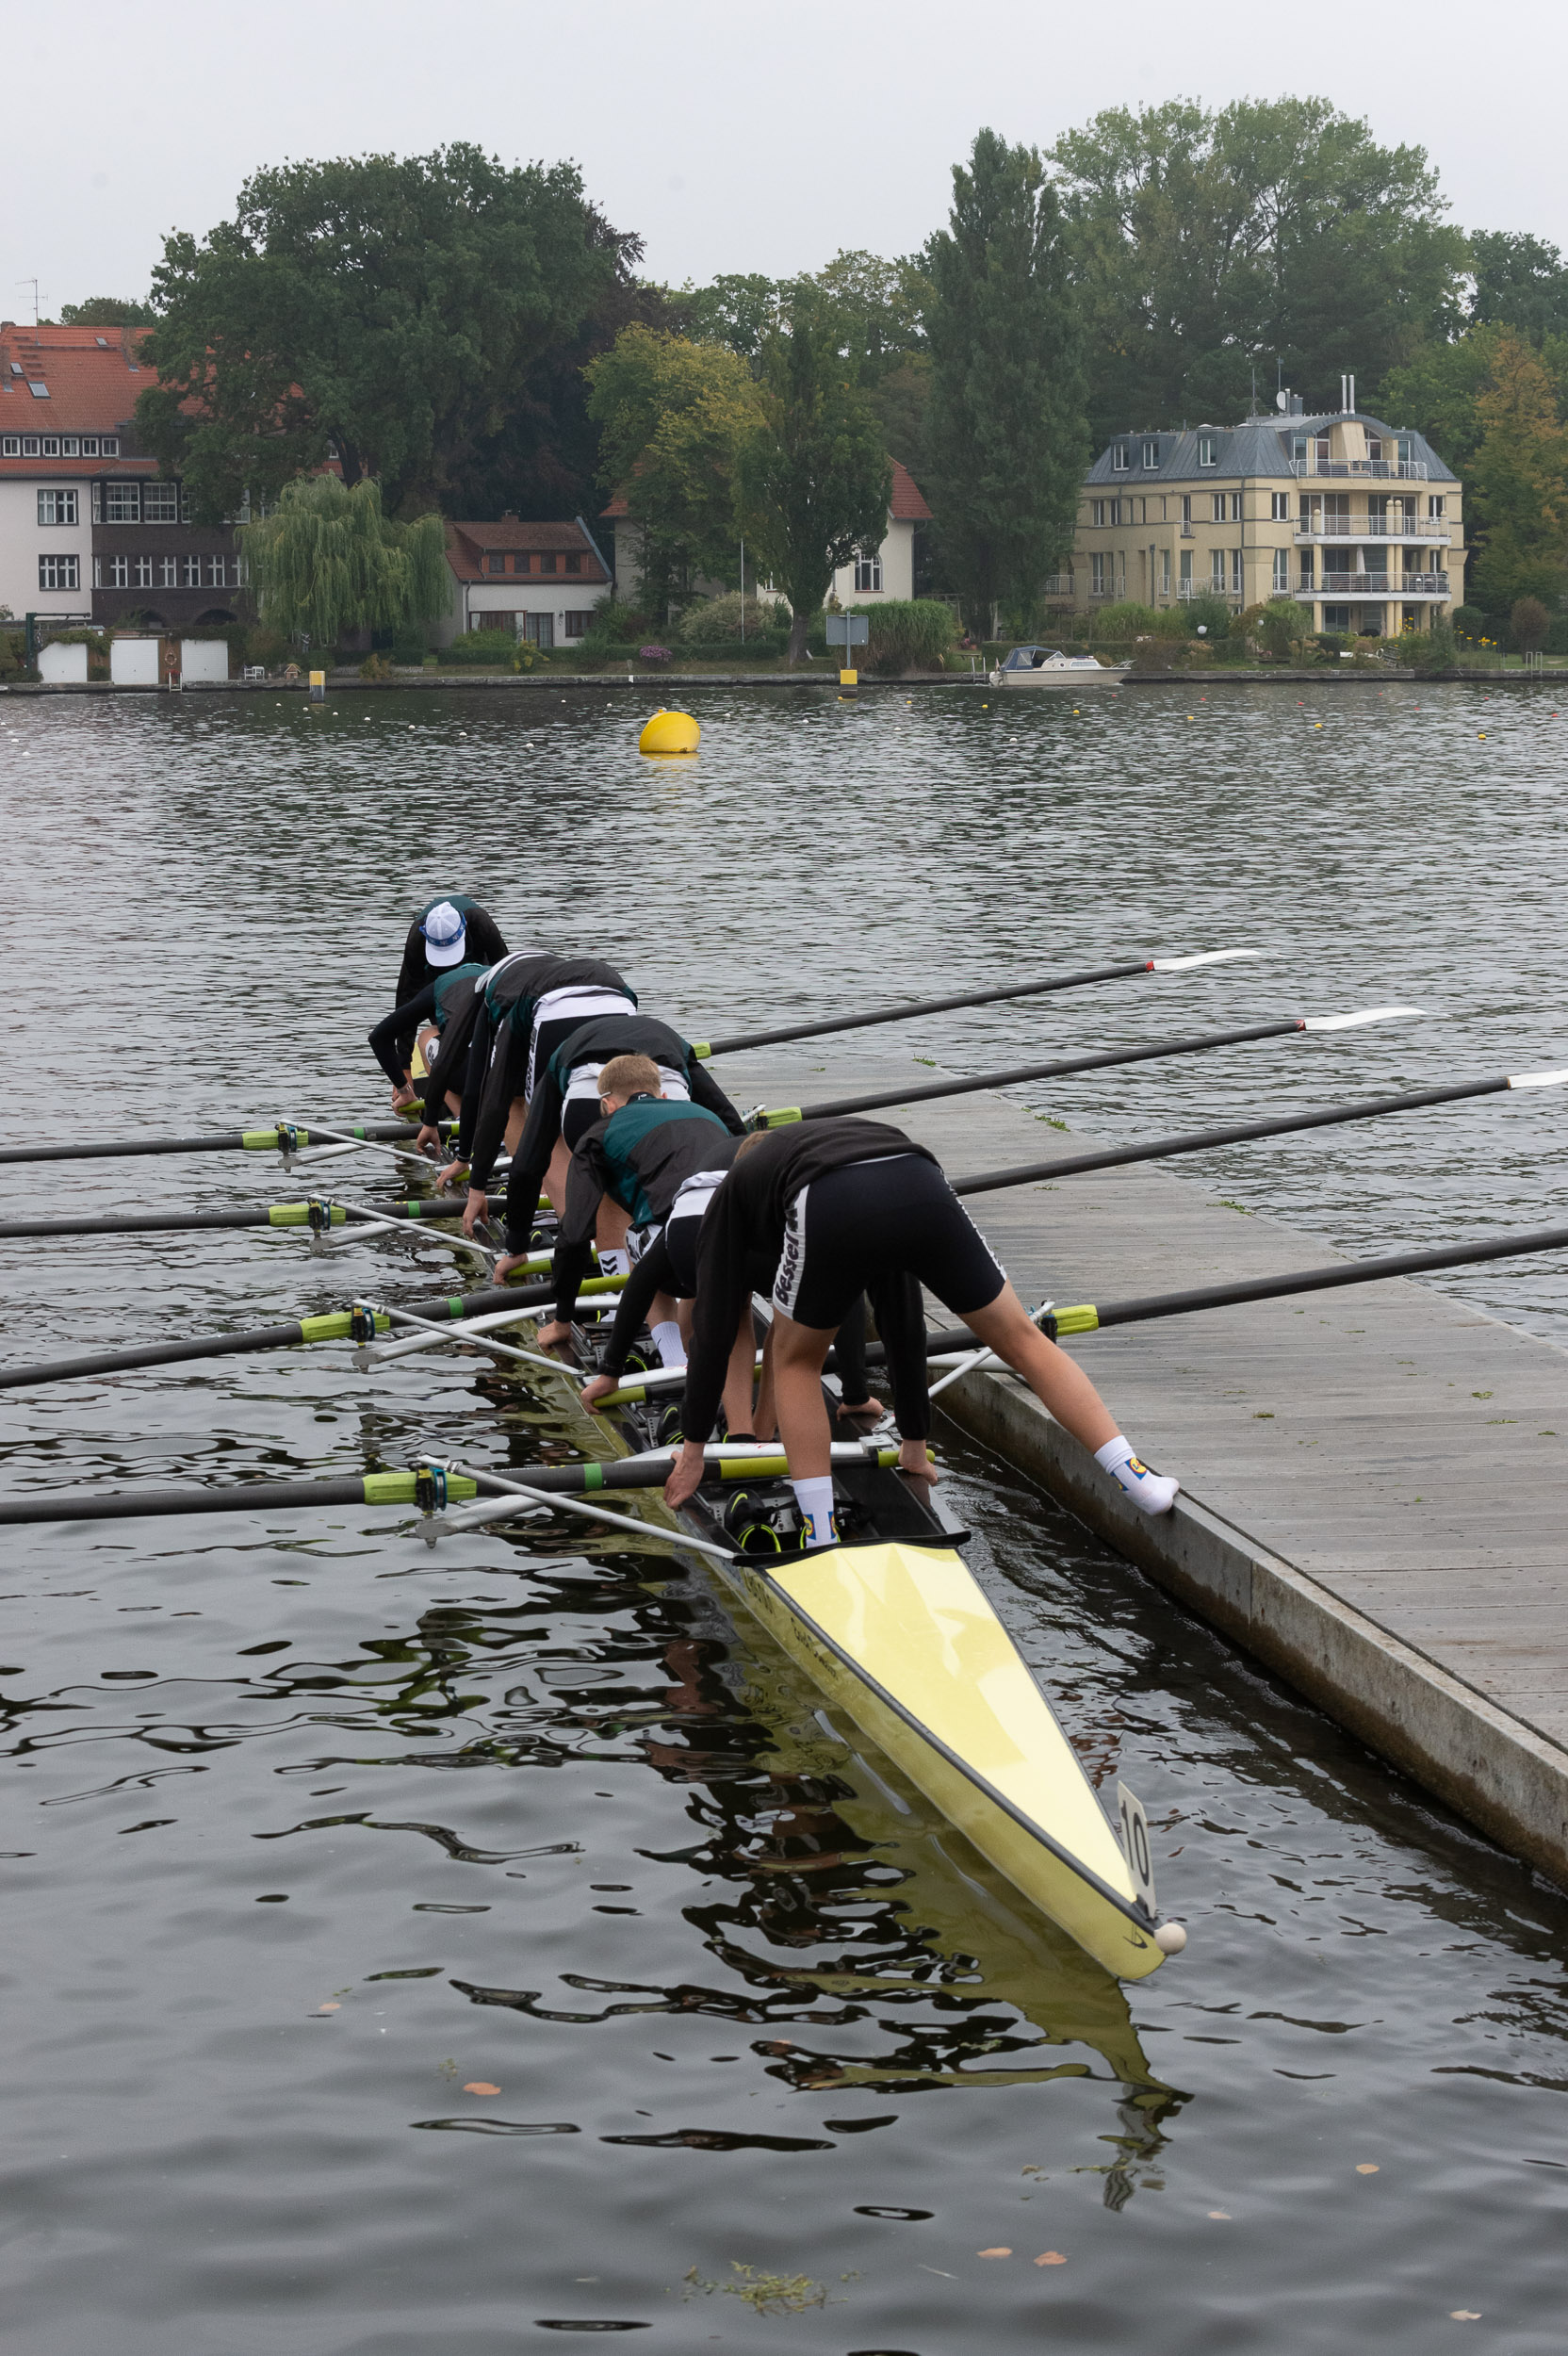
[1002,646,1066,667]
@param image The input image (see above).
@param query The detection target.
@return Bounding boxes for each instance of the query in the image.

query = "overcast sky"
[2,0,1560,318]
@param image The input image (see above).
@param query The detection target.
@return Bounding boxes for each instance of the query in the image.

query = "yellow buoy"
[638,708,700,756]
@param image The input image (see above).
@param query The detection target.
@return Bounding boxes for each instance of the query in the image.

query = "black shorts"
[773,1153,1005,1331]
[528,1016,592,1104]
[562,1092,601,1153]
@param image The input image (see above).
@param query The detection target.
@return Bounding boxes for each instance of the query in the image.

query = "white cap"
[421,900,467,968]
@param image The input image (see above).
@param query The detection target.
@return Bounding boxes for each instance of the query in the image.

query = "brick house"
[0,322,247,633]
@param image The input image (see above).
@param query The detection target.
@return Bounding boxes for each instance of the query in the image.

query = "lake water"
[1,679,1566,2351]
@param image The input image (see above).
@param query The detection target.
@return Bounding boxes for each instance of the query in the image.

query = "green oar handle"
[0,1467,482,1527]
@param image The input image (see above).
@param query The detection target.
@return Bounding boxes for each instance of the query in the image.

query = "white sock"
[790,1475,839,1550]
[596,1248,629,1278]
[1094,1434,1180,1516]
[652,1319,686,1370]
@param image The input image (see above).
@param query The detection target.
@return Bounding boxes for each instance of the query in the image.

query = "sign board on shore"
[825,615,869,647]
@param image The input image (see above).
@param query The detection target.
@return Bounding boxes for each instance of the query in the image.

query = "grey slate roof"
[1085,412,1457,486]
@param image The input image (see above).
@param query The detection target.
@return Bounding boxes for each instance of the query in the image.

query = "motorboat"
[990,644,1124,686]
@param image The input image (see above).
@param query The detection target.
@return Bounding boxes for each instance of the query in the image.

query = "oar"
[949,1066,1568,1198]
[0,1270,629,1393]
[758,1006,1423,1125]
[692,948,1256,1057]
[0,1194,487,1243]
[0,1118,453,1170]
[0,1443,900,1529]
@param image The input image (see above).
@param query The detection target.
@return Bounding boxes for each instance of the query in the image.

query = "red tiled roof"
[0,321,146,435]
[889,459,931,521]
[446,519,609,584]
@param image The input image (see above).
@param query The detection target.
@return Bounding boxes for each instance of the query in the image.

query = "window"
[135,556,154,588]
[1090,552,1106,594]
[1091,499,1107,527]
[1179,549,1193,586]
[1229,492,1242,522]
[28,381,48,399]
[1232,548,1244,595]
[161,558,178,588]
[1211,549,1226,591]
[38,554,79,590]
[104,483,140,523]
[1142,438,1159,469]
[102,436,117,456]
[184,557,202,587]
[1111,441,1130,471]
[1160,548,1171,595]
[81,436,100,457]
[1270,491,1289,520]
[234,556,248,586]
[513,552,531,573]
[111,556,130,588]
[1429,496,1446,519]
[22,435,40,456]
[1181,494,1192,526]
[564,610,592,639]
[1198,434,1217,466]
[540,551,557,574]
[1272,548,1290,592]
[1159,496,1168,520]
[1366,437,1382,462]
[41,436,59,456]
[565,551,581,574]
[1323,605,1352,632]
[206,556,226,586]
[37,490,77,525]
[143,482,179,523]
[1298,550,1314,587]
[1211,493,1224,523]
[487,554,507,574]
[1397,438,1413,465]
[854,548,883,593]
[61,436,79,456]
[0,436,17,456]
[92,558,103,588]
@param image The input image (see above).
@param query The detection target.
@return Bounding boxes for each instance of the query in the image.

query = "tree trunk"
[786,607,810,664]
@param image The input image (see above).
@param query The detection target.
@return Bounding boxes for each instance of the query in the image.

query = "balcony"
[1295,515,1451,543]
[1289,455,1429,481]
[1041,575,1076,597]
[1295,573,1449,598]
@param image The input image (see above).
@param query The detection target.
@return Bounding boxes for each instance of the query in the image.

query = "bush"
[1512,596,1552,655]
[678,592,791,645]
[389,623,427,665]
[1151,607,1190,641]
[1091,600,1158,642]
[639,644,672,663]
[1182,594,1232,641]
[1450,604,1488,642]
[447,629,522,667]
[1130,637,1180,671]
[1409,621,1457,674]
[244,625,290,671]
[1249,597,1307,663]
[846,598,958,677]
[358,652,394,680]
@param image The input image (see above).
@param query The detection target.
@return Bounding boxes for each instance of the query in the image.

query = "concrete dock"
[738,1051,1568,1891]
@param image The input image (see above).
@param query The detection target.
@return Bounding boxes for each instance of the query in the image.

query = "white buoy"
[1153,1921,1187,1955]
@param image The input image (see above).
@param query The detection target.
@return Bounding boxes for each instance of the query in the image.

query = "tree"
[1376,326,1503,481]
[1049,98,1466,438]
[924,128,1087,637]
[134,145,617,523]
[682,273,786,364]
[239,476,449,646]
[584,326,761,618]
[60,297,155,326]
[1468,233,1568,343]
[1512,595,1552,653]
[1468,332,1568,613]
[734,287,891,663]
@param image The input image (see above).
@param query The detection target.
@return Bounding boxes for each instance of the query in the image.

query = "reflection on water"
[0,684,1566,2351]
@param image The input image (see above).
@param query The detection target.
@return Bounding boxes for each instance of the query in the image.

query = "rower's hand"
[492,1252,533,1284]
[415,1124,442,1155]
[534,1318,573,1350]
[580,1373,618,1414]
[462,1186,488,1236]
[390,1081,417,1113]
[436,1158,468,1191]
[898,1439,939,1486]
[663,1439,708,1511]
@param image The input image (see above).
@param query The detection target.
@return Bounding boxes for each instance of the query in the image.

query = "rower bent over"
[664,1120,1180,1546]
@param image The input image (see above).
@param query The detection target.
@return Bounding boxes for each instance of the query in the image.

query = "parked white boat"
[989,644,1125,687]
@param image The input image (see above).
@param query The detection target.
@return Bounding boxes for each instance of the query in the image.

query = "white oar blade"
[1150,948,1259,973]
[1508,1069,1568,1089]
[1300,1006,1424,1033]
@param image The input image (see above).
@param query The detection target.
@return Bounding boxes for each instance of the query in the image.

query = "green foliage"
[1182,593,1233,640]
[1090,599,1158,640]
[60,297,155,326]
[584,326,761,618]
[1051,97,1466,437]
[446,629,523,666]
[1469,333,1568,612]
[1468,233,1568,343]
[678,592,790,644]
[135,144,615,522]
[1378,326,1504,480]
[240,476,449,643]
[389,622,428,665]
[358,651,394,680]
[243,624,290,669]
[1451,605,1488,639]
[1409,620,1457,672]
[1252,597,1308,660]
[1511,596,1552,652]
[683,274,785,362]
[1151,606,1191,641]
[848,598,956,675]
[734,286,892,662]
[925,129,1086,636]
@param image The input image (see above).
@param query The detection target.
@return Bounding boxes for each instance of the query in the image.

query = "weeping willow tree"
[239,477,449,644]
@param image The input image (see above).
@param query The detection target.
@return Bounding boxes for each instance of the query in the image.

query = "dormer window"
[1398,437,1413,465]
[1366,435,1382,462]
[1197,433,1217,466]
[513,552,531,573]
[1142,438,1159,468]
[487,553,507,574]
[1111,440,1130,471]
[540,551,557,574]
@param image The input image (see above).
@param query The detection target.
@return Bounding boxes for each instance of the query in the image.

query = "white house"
[437,515,612,648]
[825,459,931,606]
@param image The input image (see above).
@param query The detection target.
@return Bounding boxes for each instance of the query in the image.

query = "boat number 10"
[1117,1781,1157,1914]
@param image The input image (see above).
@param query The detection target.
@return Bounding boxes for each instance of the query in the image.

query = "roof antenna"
[16,277,39,328]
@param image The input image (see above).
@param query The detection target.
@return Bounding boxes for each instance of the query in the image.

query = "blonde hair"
[596,1054,663,1101]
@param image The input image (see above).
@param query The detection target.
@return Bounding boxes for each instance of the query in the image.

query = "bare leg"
[596,1199,631,1256]
[958,1286,1119,1452]
[502,1095,529,1155]
[767,1312,839,1478]
[541,1134,573,1218]
[722,1309,759,1435]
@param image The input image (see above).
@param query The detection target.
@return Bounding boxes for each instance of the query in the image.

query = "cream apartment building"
[1060,391,1462,636]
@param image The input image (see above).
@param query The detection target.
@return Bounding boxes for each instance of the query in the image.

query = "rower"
[449,952,638,1242]
[368,958,485,1128]
[386,896,509,1110]
[662,1117,1181,1547]
[490,1016,746,1282]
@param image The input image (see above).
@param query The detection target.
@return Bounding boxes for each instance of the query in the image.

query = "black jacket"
[389,898,508,1072]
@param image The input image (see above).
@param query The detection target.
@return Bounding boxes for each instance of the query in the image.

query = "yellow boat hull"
[709,1537,1165,1981]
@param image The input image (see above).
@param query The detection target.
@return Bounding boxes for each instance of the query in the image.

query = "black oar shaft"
[1092,1222,1568,1328]
[795,1020,1300,1122]
[0,1195,469,1242]
[703,958,1152,1055]
[0,1119,437,1170]
[951,1075,1509,1196]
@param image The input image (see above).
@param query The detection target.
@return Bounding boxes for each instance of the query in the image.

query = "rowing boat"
[565,1307,1173,1982]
